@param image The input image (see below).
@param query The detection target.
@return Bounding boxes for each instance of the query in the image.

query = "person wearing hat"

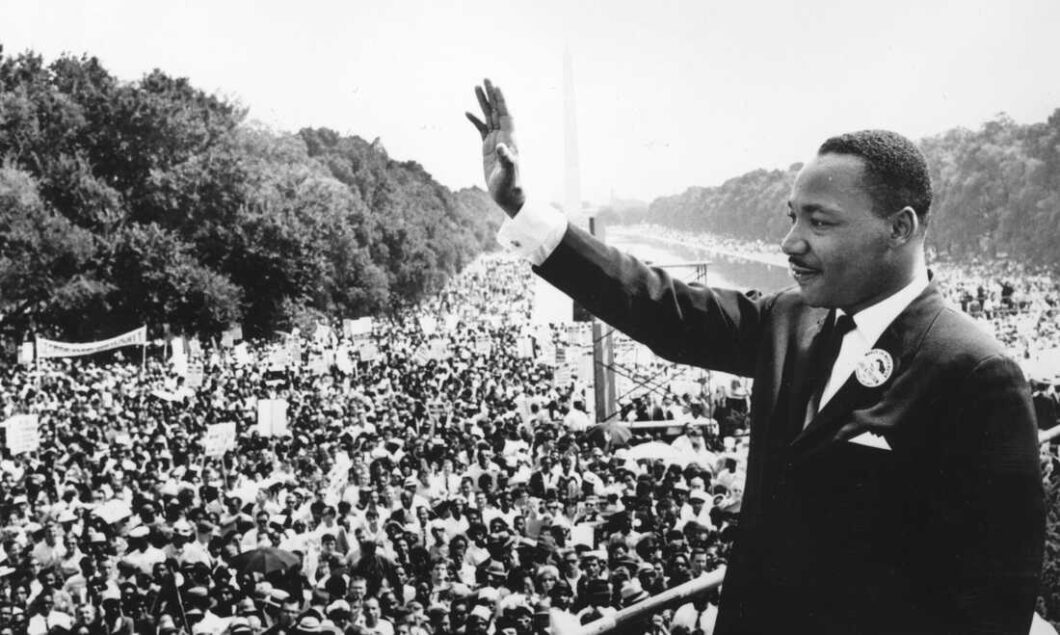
[636,561,666,596]
[678,490,712,533]
[464,604,492,635]
[291,613,324,635]
[470,81,1044,633]
[480,559,510,594]
[671,423,718,469]
[504,602,534,635]
[573,579,614,624]
[619,579,650,607]
[99,587,135,635]
[124,524,166,575]
[326,599,353,631]
[424,601,450,634]
[181,521,214,567]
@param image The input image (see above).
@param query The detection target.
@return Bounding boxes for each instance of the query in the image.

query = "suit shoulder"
[923,304,1016,374]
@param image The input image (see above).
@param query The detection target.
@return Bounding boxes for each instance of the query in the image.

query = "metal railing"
[1040,424,1060,445]
[572,568,726,635]
[568,426,1060,635]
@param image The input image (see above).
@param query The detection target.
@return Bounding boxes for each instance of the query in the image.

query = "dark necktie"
[803,312,857,425]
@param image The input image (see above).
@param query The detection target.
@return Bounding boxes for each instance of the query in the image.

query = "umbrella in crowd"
[583,421,633,448]
[230,546,301,576]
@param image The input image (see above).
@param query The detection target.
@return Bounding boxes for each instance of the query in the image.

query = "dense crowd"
[1,239,1057,635]
[0,254,747,635]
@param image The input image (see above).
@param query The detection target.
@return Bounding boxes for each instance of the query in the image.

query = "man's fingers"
[493,85,509,119]
[484,79,499,128]
[474,85,492,123]
[496,143,516,167]
[465,113,488,139]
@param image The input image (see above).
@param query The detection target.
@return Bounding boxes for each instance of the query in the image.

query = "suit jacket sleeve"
[533,224,774,377]
[932,354,1044,634]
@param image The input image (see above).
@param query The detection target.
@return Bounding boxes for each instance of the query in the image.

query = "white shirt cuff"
[496,201,568,266]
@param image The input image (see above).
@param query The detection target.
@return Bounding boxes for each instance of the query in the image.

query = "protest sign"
[287,337,301,371]
[203,422,237,458]
[36,326,146,359]
[516,337,534,359]
[221,325,243,348]
[308,354,328,375]
[343,317,373,338]
[17,343,33,365]
[257,399,289,437]
[538,342,557,367]
[314,322,333,345]
[419,315,437,335]
[571,524,596,548]
[2,415,41,455]
[554,366,573,388]
[428,339,450,361]
[335,346,354,373]
[186,361,205,389]
[359,343,379,362]
[427,402,446,421]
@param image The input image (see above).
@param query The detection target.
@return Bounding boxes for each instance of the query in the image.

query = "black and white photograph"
[1,1,1059,633]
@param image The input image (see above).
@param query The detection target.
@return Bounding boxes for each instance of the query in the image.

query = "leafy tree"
[0,48,498,341]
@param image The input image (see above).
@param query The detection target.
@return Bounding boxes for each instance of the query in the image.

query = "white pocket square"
[848,431,892,451]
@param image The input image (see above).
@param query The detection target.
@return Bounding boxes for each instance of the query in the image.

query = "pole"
[588,217,617,423]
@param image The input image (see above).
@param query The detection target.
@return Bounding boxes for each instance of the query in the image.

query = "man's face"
[365,598,383,623]
[279,601,300,626]
[784,153,898,314]
[691,552,707,575]
[350,579,367,600]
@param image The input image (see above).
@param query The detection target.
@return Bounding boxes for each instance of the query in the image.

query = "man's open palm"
[466,79,524,217]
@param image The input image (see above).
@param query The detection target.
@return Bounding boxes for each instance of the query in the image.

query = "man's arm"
[534,224,771,377]
[932,354,1044,633]
[467,80,772,376]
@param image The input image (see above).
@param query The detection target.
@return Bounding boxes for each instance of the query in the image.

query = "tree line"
[0,48,498,342]
[599,110,1060,270]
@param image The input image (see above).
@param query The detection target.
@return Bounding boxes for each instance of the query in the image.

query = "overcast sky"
[2,0,1058,205]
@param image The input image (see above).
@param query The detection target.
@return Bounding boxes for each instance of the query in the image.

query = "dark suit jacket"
[535,225,1044,634]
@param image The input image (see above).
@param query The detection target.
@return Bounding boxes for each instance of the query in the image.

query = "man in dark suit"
[466,80,1044,634]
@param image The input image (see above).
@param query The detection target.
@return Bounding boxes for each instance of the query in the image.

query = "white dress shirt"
[816,270,929,412]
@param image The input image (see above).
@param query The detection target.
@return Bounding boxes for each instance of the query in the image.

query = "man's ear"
[889,206,919,244]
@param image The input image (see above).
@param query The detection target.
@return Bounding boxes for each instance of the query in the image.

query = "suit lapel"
[783,310,831,441]
[790,282,945,450]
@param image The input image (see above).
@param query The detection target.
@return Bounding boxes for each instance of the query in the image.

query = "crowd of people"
[0,253,747,635]
[1,239,1057,635]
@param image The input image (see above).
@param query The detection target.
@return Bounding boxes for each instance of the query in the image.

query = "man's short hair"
[818,129,933,222]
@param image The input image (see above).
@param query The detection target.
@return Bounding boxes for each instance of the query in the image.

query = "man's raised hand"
[466,79,525,218]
